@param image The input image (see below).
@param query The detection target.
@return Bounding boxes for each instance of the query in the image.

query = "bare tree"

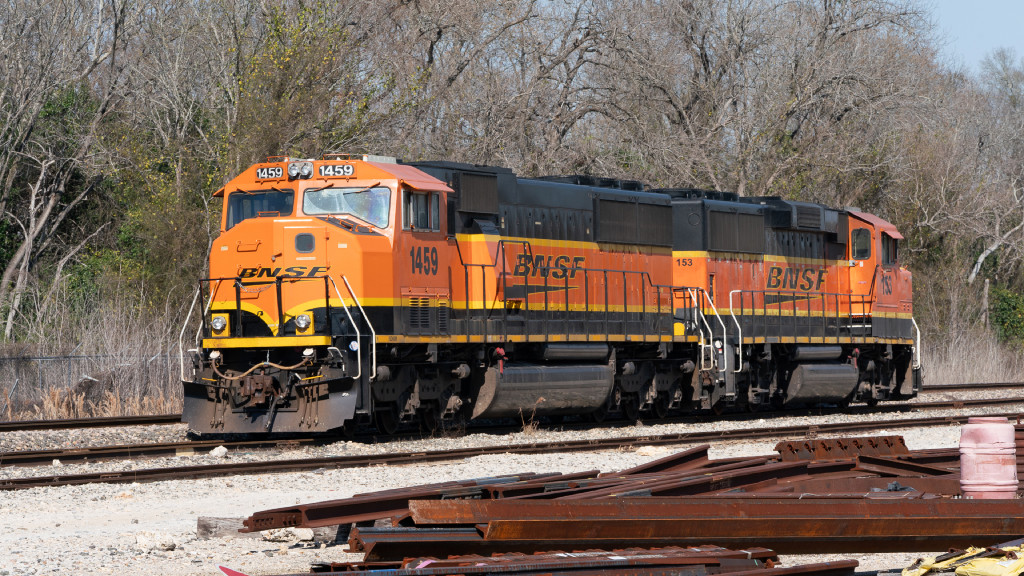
[0,0,139,340]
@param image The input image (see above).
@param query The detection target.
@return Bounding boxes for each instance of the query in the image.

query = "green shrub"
[990,286,1024,343]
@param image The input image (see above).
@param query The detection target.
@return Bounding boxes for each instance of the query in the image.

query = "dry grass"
[922,327,1024,385]
[518,398,545,435]
[25,387,177,420]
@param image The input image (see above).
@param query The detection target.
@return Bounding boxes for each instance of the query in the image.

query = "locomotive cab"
[182,155,454,433]
[847,211,915,339]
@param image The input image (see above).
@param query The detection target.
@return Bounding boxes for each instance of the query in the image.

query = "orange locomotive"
[180,155,922,434]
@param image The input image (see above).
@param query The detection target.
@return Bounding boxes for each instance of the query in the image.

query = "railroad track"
[0,380,1016,435]
[1,404,1021,491]
[3,394,1023,468]
[2,394,1023,469]
[920,382,1023,392]
[0,413,181,433]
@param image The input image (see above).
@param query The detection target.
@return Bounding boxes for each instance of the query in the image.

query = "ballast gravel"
[0,401,1018,576]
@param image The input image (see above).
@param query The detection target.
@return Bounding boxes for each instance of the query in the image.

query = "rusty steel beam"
[242,473,555,532]
[485,470,603,499]
[565,460,859,499]
[405,497,1024,554]
[775,436,909,461]
[604,444,713,476]
[344,541,774,565]
[753,475,961,496]
[852,455,957,477]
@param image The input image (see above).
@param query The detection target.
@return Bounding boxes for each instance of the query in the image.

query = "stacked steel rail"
[238,432,1024,561]
[304,546,859,576]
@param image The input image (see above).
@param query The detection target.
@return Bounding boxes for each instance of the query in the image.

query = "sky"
[931,0,1024,72]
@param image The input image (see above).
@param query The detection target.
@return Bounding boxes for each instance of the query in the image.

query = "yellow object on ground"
[955,552,1024,576]
[903,548,986,576]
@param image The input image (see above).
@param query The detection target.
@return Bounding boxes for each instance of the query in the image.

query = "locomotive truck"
[180,154,922,434]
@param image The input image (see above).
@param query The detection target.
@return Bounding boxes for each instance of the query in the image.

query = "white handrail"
[728,290,744,373]
[177,288,201,382]
[689,288,728,374]
[340,275,377,381]
[911,317,922,370]
[325,276,364,382]
[178,280,221,382]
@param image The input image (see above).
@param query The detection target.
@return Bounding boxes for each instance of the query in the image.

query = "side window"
[403,190,441,231]
[295,233,315,253]
[851,228,871,260]
[881,233,898,266]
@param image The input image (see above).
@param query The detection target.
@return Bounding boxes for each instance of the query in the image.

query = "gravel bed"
[0,398,1018,575]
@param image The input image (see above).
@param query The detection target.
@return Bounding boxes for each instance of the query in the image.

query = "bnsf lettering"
[238,266,328,278]
[765,266,827,291]
[513,254,586,279]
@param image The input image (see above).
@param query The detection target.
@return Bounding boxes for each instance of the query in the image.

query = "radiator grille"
[409,297,430,329]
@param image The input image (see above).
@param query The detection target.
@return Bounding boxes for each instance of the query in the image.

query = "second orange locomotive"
[181,155,921,433]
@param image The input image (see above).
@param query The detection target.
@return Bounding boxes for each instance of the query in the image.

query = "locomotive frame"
[180,154,922,434]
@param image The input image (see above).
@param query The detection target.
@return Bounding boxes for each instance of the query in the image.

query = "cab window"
[851,228,871,260]
[881,233,898,266]
[403,190,440,231]
[303,186,391,228]
[226,189,294,230]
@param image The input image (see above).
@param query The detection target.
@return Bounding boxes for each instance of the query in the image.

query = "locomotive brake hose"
[211,357,312,381]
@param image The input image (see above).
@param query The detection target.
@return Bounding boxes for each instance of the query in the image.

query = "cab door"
[848,224,876,318]
[397,186,451,335]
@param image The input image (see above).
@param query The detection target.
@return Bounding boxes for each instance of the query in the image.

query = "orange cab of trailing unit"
[202,154,451,348]
[847,210,913,326]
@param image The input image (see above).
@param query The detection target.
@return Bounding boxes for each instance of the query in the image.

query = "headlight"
[295,314,311,330]
[349,340,359,352]
[210,316,227,331]
[288,161,313,179]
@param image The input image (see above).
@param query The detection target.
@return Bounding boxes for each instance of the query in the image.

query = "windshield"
[226,189,294,230]
[303,186,391,228]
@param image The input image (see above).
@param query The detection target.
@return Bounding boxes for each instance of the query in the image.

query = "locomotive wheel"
[374,404,400,435]
[622,393,641,422]
[419,401,441,432]
[652,394,670,419]
[588,402,609,423]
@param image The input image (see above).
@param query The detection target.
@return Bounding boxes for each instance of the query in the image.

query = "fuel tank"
[472,363,613,419]
[783,363,859,406]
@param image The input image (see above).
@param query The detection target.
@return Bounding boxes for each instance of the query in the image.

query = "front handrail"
[179,279,223,382]
[178,287,202,382]
[182,275,373,382]
[335,275,376,381]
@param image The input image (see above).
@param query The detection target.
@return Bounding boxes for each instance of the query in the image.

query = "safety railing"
[727,289,875,374]
[453,240,675,342]
[179,274,374,382]
[673,287,729,373]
